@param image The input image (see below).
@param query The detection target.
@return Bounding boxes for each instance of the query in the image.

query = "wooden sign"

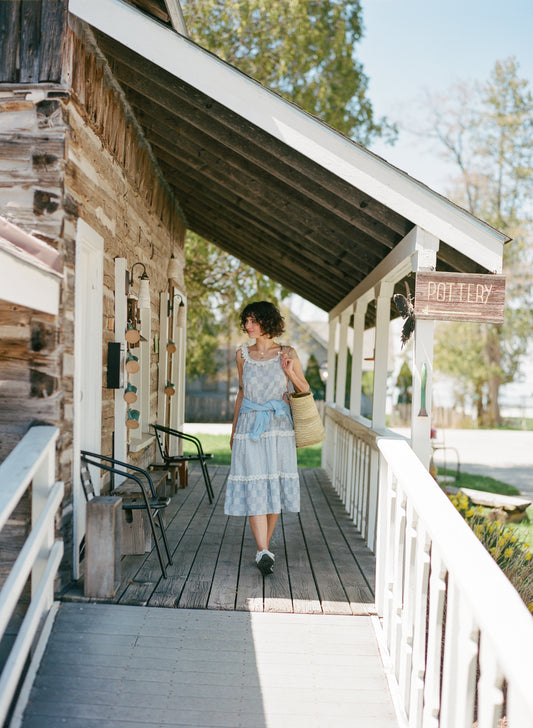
[414,272,506,324]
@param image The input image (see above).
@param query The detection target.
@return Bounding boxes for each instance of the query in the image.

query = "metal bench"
[80,451,172,578]
[151,424,214,503]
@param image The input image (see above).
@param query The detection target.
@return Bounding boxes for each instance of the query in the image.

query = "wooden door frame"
[72,218,104,579]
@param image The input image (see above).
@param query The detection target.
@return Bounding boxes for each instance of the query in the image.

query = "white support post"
[411,319,435,468]
[350,295,371,417]
[410,228,439,468]
[168,293,186,456]
[139,307,151,435]
[176,301,186,429]
[372,281,394,429]
[157,291,169,429]
[114,258,127,463]
[335,309,350,410]
[325,318,337,404]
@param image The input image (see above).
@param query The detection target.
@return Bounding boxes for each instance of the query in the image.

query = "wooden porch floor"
[64,465,376,615]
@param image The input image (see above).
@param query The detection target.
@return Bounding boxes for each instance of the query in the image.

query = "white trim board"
[69,0,507,274]
[0,249,60,315]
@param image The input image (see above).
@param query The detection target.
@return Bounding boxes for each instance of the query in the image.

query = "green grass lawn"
[182,433,322,467]
[437,468,521,496]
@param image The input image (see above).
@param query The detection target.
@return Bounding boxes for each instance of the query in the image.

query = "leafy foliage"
[305,353,325,400]
[450,492,533,613]
[396,360,412,405]
[424,58,533,424]
[180,0,395,144]
[185,232,289,380]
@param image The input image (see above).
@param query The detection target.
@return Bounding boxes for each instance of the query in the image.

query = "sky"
[291,0,533,322]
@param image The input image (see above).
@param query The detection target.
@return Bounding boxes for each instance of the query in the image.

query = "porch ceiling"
[71,0,508,322]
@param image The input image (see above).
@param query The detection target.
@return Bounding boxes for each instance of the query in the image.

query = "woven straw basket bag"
[289,391,325,448]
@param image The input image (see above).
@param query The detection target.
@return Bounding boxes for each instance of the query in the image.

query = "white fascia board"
[69,0,507,273]
[0,249,61,315]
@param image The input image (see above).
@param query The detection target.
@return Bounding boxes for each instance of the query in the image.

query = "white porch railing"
[0,426,64,728]
[323,404,406,552]
[323,404,533,727]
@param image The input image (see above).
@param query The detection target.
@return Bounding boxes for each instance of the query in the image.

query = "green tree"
[425,58,533,425]
[181,0,394,144]
[185,232,290,408]
[396,360,412,405]
[305,354,325,400]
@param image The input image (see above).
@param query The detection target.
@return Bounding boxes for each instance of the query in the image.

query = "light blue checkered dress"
[224,343,300,516]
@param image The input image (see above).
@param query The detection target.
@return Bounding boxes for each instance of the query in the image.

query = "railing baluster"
[440,581,478,728]
[408,525,430,728]
[506,683,533,728]
[390,484,407,678]
[422,546,447,728]
[477,634,504,728]
[398,503,417,713]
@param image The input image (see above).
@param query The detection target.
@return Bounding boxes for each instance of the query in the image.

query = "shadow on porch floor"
[62,465,376,616]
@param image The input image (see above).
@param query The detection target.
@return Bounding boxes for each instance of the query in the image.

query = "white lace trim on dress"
[241,342,281,366]
[228,472,300,482]
[233,430,294,441]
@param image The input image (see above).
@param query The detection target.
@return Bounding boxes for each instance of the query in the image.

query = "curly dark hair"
[240,301,285,338]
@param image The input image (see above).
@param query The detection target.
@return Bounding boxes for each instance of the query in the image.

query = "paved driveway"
[394,428,533,498]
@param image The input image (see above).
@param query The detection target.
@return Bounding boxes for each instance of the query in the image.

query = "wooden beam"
[175,193,346,302]
[150,134,382,277]
[124,93,396,262]
[71,0,507,271]
[97,31,411,237]
[158,159,368,288]
[156,156,374,282]
[108,64,401,254]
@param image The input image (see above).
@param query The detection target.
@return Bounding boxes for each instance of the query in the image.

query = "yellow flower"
[466,508,475,518]
[526,553,532,561]
[504,547,513,559]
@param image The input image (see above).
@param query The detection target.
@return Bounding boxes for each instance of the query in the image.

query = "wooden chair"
[80,451,172,578]
[151,424,214,503]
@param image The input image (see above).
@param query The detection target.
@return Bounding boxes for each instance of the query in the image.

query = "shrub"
[449,492,533,614]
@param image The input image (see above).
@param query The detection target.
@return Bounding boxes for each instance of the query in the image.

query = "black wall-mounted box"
[107,342,124,388]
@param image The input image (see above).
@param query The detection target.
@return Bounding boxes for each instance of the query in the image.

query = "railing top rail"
[378,436,533,700]
[0,426,59,532]
[325,404,408,447]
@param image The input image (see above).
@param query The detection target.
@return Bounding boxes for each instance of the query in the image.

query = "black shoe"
[256,552,274,576]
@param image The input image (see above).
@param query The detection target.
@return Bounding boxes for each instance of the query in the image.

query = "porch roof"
[70,0,508,321]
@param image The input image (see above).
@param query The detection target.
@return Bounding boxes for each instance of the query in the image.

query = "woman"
[224,301,309,576]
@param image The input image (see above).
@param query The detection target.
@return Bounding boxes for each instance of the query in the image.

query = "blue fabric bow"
[240,397,291,441]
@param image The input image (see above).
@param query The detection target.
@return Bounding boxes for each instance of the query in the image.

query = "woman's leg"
[249,515,268,551]
[266,513,279,549]
[249,513,279,551]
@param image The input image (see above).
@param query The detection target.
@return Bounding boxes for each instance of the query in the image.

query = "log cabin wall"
[0,91,72,583]
[0,4,186,586]
[64,24,186,473]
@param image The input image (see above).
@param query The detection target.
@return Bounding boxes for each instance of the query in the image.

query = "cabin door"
[72,219,104,578]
